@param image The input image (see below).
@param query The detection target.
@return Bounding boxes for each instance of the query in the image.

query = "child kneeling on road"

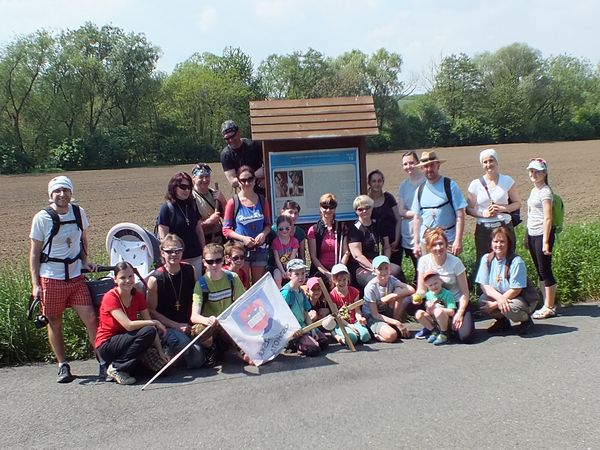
[414,270,456,346]
[329,264,370,346]
[281,259,328,356]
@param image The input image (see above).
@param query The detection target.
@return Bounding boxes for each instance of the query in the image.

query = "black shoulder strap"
[417,182,425,206]
[233,194,240,218]
[42,207,61,254]
[443,177,455,212]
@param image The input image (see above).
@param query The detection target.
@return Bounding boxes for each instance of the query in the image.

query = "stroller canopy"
[106,223,161,279]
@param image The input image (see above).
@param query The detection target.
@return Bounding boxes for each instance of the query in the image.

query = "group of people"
[30,118,559,384]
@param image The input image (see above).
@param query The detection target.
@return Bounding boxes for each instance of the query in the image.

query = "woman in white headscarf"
[466,149,522,266]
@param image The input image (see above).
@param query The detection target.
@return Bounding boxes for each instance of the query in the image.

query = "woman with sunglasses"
[223,165,272,284]
[525,158,558,319]
[191,163,227,245]
[307,193,349,285]
[348,195,402,289]
[146,234,205,369]
[157,172,206,275]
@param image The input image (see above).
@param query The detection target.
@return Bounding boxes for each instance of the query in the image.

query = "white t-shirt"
[30,204,90,280]
[417,253,466,302]
[467,174,514,225]
[527,185,553,236]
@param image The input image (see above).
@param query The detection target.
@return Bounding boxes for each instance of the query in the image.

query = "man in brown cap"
[219,120,265,195]
[410,151,467,256]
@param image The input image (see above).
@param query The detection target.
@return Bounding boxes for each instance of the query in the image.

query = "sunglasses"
[204,257,224,265]
[239,176,255,184]
[356,206,372,212]
[278,226,291,231]
[177,184,191,190]
[320,203,337,210]
[162,248,183,255]
[192,167,211,177]
[230,255,244,262]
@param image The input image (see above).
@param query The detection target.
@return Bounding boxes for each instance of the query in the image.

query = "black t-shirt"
[371,192,398,241]
[347,219,388,271]
[220,138,263,173]
[154,263,195,324]
[158,200,202,259]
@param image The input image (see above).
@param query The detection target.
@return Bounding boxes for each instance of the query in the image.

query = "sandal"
[532,306,556,319]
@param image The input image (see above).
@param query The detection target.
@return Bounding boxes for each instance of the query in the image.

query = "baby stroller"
[106,222,162,279]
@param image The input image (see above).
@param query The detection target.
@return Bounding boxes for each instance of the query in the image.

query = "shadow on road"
[557,303,600,318]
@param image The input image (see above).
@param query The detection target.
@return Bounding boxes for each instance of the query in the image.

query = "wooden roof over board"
[250,96,379,141]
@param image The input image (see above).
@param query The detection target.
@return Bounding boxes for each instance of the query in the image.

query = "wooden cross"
[299,278,365,352]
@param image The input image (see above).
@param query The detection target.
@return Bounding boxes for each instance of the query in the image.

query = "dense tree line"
[1,24,599,174]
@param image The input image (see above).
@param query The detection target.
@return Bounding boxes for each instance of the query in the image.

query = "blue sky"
[2,0,598,92]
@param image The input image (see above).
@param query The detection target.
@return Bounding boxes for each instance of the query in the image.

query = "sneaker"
[98,362,111,382]
[513,317,534,335]
[487,317,512,334]
[433,333,448,346]
[57,363,75,384]
[427,330,439,344]
[532,306,557,320]
[415,328,432,340]
[106,364,136,385]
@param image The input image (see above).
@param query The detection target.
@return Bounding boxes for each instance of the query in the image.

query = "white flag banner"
[219,273,300,366]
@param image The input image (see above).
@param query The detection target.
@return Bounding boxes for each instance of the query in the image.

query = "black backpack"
[40,204,85,281]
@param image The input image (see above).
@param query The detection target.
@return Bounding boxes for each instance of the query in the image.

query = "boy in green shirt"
[415,270,456,346]
[191,243,246,364]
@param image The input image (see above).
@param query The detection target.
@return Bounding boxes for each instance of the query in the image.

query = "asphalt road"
[2,303,599,450]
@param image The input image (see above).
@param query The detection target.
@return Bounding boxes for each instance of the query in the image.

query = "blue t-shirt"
[281,282,312,327]
[397,177,425,249]
[411,177,467,243]
[475,254,527,294]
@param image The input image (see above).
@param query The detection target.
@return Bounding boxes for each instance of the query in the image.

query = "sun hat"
[48,176,73,198]
[479,148,498,164]
[331,263,349,276]
[416,151,446,167]
[286,258,308,272]
[221,120,239,139]
[527,158,547,172]
[372,255,390,269]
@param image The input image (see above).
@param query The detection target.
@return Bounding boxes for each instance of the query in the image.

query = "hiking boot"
[415,328,431,340]
[427,329,439,344]
[106,364,136,385]
[57,363,75,384]
[514,317,534,335]
[433,333,448,346]
[487,317,512,334]
[203,345,224,368]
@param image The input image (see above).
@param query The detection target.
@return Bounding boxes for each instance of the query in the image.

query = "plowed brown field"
[2,140,598,265]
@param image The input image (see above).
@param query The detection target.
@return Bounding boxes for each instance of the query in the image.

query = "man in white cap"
[29,176,98,383]
[219,120,265,195]
[411,151,467,256]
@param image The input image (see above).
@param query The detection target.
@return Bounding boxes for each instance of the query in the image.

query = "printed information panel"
[269,148,360,224]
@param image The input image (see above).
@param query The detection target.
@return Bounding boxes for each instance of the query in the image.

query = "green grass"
[2,221,600,366]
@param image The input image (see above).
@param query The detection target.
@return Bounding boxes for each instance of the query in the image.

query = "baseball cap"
[372,255,390,269]
[331,263,349,275]
[423,270,440,282]
[306,277,321,290]
[527,158,547,172]
[221,120,239,139]
[286,259,308,272]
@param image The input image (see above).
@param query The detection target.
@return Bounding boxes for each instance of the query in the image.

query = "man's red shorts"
[40,275,92,317]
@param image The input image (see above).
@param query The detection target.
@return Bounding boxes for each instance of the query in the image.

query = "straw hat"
[416,151,446,167]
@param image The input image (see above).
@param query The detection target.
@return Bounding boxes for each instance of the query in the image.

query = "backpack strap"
[417,177,454,211]
[198,271,236,315]
[40,204,84,281]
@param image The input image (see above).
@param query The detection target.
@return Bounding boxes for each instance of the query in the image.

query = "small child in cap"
[303,277,330,322]
[329,264,370,346]
[280,259,328,356]
[414,270,456,346]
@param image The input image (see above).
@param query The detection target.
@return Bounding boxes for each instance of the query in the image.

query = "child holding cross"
[281,259,328,356]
